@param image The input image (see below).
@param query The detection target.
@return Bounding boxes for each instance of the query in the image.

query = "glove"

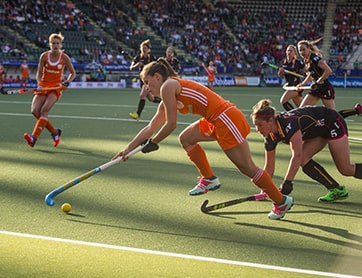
[141,139,159,153]
[311,82,320,90]
[279,180,293,195]
[61,81,70,90]
[153,96,162,103]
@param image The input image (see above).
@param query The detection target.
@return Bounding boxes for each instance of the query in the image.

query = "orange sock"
[252,168,283,204]
[46,120,56,134]
[32,116,48,139]
[185,144,214,178]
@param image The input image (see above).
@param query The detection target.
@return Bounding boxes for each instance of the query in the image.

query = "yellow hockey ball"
[61,203,72,213]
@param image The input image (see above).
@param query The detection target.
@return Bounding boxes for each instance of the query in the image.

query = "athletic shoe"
[188,176,221,196]
[51,128,62,147]
[268,195,294,220]
[355,103,362,116]
[318,186,348,202]
[129,112,140,121]
[24,133,36,147]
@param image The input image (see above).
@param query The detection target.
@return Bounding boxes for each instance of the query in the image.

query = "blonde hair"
[49,32,64,44]
[286,44,298,59]
[140,57,178,83]
[251,99,276,121]
[140,39,151,49]
[297,37,323,57]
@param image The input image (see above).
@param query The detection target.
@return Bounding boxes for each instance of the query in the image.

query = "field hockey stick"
[45,145,144,206]
[200,193,268,213]
[282,83,312,91]
[121,50,134,60]
[1,86,62,95]
[201,63,211,76]
[261,62,305,78]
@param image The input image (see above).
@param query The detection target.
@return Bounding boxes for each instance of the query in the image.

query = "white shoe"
[188,176,221,196]
[268,196,294,220]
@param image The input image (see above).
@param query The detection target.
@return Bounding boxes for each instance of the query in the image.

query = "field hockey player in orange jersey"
[24,32,76,147]
[113,58,294,220]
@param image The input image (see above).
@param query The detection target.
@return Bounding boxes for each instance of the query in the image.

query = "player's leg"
[179,120,220,195]
[280,90,301,111]
[299,93,320,107]
[329,136,362,178]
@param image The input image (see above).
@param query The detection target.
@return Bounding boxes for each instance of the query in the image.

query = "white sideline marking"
[0,230,360,278]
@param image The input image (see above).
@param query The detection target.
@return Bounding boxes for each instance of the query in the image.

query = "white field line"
[0,230,360,278]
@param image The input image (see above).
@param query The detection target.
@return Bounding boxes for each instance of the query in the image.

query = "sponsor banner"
[330,77,362,88]
[234,76,248,86]
[71,81,127,88]
[246,77,261,86]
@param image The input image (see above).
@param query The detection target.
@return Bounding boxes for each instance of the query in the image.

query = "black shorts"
[308,82,335,99]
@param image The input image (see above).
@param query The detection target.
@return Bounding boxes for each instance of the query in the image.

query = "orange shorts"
[199,107,250,150]
[34,88,62,99]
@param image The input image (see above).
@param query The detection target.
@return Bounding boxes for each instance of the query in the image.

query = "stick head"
[200,200,209,213]
[45,195,55,206]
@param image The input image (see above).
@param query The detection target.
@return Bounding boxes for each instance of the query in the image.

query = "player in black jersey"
[129,39,160,121]
[297,38,361,118]
[165,47,181,74]
[252,99,362,202]
[297,38,336,109]
[278,45,306,111]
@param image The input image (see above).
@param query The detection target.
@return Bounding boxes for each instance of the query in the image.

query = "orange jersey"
[38,51,65,88]
[207,66,216,82]
[172,77,250,150]
[21,63,29,79]
[37,51,65,98]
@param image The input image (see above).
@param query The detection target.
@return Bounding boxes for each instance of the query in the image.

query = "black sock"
[282,101,294,111]
[302,159,341,190]
[338,108,356,118]
[354,163,362,178]
[136,99,146,116]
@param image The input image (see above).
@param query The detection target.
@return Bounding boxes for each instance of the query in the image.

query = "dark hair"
[140,57,178,82]
[251,99,275,121]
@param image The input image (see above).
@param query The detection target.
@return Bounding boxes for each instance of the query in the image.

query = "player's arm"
[113,102,166,160]
[63,54,76,84]
[151,79,179,144]
[264,149,276,178]
[284,131,303,182]
[36,53,46,83]
[315,60,332,84]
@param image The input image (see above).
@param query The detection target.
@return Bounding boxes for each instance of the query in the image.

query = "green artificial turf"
[0,87,361,277]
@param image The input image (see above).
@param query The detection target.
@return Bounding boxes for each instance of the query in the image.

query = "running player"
[297,38,361,117]
[129,39,160,121]
[252,99,362,202]
[278,45,306,111]
[20,59,29,89]
[165,46,181,73]
[24,32,76,147]
[204,61,217,90]
[113,58,293,220]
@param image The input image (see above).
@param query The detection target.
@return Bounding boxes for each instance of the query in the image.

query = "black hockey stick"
[201,193,267,213]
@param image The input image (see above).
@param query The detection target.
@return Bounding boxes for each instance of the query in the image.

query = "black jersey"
[166,57,181,73]
[281,59,304,85]
[305,53,334,99]
[134,54,157,72]
[264,106,348,151]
